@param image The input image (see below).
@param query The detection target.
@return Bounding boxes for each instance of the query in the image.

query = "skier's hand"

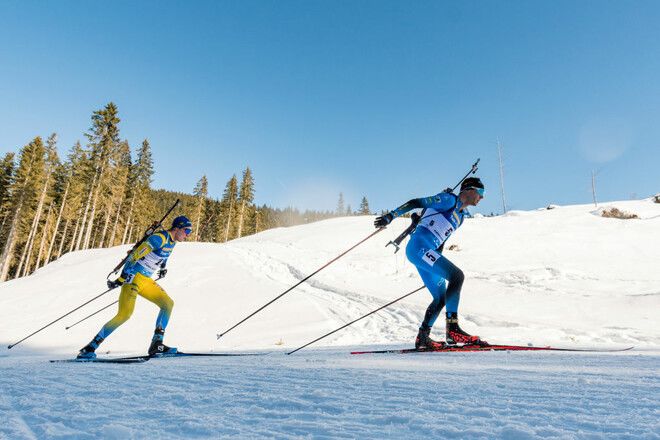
[107,278,123,290]
[158,268,168,279]
[374,213,394,228]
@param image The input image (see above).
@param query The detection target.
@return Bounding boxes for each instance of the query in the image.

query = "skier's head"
[170,215,193,242]
[459,177,484,207]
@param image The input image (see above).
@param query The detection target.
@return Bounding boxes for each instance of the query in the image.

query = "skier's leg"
[136,276,174,330]
[136,275,176,355]
[420,276,446,329]
[77,284,137,358]
[406,242,447,349]
[430,256,482,344]
[96,284,138,338]
[430,256,464,315]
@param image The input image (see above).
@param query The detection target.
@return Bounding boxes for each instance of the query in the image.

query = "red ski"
[350,344,634,355]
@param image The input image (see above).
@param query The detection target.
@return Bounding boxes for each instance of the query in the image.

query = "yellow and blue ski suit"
[97,231,176,339]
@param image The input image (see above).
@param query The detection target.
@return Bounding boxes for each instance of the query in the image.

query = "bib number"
[422,249,441,267]
[420,214,454,244]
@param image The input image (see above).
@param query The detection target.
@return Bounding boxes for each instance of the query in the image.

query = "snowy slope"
[1,198,659,439]
[1,198,658,354]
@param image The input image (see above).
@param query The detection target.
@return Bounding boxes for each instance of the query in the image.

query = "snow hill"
[1,198,659,439]
[1,198,658,354]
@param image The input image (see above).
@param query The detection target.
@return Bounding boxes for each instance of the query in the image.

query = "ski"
[50,356,150,364]
[109,351,269,360]
[149,351,269,358]
[350,344,634,355]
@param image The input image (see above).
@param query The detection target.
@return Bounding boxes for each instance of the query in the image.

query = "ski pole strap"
[287,285,425,355]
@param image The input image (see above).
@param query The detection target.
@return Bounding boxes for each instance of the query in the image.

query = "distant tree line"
[0,102,372,282]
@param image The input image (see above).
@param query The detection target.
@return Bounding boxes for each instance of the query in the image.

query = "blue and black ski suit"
[389,192,467,330]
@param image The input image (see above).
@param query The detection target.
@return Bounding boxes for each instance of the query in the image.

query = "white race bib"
[138,253,164,272]
[422,249,441,266]
[419,209,454,244]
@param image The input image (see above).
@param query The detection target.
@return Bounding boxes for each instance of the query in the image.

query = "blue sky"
[1,1,659,214]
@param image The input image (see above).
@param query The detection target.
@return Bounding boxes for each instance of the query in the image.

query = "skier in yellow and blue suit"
[77,215,193,359]
[375,177,485,349]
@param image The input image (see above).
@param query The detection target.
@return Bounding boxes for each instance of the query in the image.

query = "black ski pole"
[287,285,425,355]
[217,227,387,340]
[108,198,180,279]
[7,287,116,349]
[64,275,163,330]
[65,300,118,330]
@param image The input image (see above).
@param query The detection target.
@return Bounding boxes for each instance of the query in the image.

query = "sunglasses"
[183,227,193,235]
[466,187,485,197]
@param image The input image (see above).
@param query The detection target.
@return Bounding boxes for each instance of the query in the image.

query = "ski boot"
[77,335,104,359]
[446,313,487,346]
[415,327,446,350]
[148,327,177,356]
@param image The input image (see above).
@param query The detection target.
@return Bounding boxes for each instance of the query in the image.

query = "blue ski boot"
[148,327,177,356]
[77,335,104,359]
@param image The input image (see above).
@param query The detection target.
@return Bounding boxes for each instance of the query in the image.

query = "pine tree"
[122,139,153,244]
[198,197,221,242]
[104,140,132,247]
[219,175,238,242]
[0,152,15,232]
[15,134,59,277]
[346,204,352,216]
[192,175,208,241]
[0,137,46,281]
[44,157,72,265]
[337,192,345,216]
[236,167,255,238]
[64,141,92,255]
[81,103,121,250]
[359,196,370,215]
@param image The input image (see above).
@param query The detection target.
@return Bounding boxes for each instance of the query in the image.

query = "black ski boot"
[148,327,177,356]
[77,335,104,359]
[446,313,486,346]
[415,327,446,350]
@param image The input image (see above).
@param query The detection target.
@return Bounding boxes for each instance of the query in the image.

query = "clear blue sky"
[1,1,659,214]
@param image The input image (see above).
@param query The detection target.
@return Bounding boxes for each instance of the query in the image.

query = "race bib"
[138,253,164,272]
[419,211,454,244]
[422,249,441,267]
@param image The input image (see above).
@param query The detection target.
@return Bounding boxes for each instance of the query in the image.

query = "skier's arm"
[375,194,448,228]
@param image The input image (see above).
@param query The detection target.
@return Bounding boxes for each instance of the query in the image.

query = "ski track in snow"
[226,245,424,345]
[1,350,658,440]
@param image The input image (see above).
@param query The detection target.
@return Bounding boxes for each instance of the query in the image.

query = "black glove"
[374,213,394,228]
[107,278,123,289]
[158,268,168,279]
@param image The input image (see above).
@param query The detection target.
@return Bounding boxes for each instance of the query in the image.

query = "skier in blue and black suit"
[375,177,485,349]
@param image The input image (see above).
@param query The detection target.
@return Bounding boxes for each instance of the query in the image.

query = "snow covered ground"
[1,349,658,439]
[1,197,659,438]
